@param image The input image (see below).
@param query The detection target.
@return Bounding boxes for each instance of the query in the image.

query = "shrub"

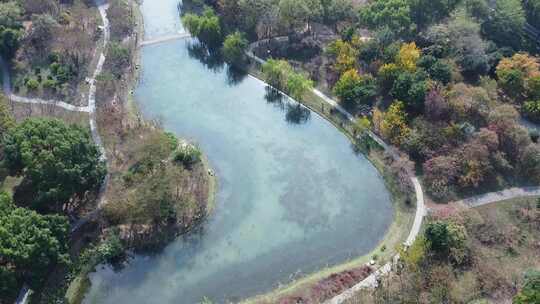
[174,144,202,168]
[523,100,540,122]
[222,31,248,67]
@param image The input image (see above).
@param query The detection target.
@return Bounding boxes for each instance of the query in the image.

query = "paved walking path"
[454,186,540,208]
[246,41,427,303]
[10,1,111,303]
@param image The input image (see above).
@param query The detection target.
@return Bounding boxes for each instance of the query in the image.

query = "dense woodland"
[183,0,540,203]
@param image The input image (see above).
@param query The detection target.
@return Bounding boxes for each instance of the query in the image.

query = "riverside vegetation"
[0,0,214,303]
[181,0,540,302]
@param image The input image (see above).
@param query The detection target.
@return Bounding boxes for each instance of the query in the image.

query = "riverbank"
[62,1,216,302]
[241,61,416,304]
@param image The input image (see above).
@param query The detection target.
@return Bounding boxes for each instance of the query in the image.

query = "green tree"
[481,0,526,51]
[333,69,377,107]
[278,0,313,33]
[3,118,106,212]
[0,191,69,291]
[0,2,22,29]
[409,0,460,27]
[390,70,428,113]
[221,31,248,67]
[358,0,413,36]
[514,270,540,304]
[183,7,223,48]
[417,55,452,84]
[286,71,313,100]
[425,221,468,264]
[261,59,292,89]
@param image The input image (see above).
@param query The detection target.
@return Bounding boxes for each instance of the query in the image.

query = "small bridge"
[140,33,192,46]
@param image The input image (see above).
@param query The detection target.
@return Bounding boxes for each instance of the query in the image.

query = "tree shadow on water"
[225,66,247,87]
[285,103,311,125]
[264,86,311,125]
[186,41,224,73]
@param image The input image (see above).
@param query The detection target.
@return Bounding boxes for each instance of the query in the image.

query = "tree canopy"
[3,118,106,213]
[0,191,69,296]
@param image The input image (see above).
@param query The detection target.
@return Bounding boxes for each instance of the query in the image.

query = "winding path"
[454,186,540,208]
[246,39,427,303]
[9,2,110,303]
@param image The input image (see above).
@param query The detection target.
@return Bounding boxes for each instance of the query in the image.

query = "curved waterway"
[83,1,393,303]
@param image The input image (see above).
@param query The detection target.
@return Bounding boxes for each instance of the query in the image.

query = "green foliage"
[174,144,202,168]
[418,55,452,84]
[3,118,106,212]
[0,191,69,293]
[333,69,377,107]
[0,26,21,58]
[261,59,313,99]
[481,0,526,51]
[390,70,428,113]
[221,31,248,67]
[523,100,540,122]
[107,42,131,78]
[77,234,124,273]
[358,0,413,36]
[286,71,313,100]
[409,0,460,28]
[514,270,540,304]
[183,7,222,48]
[425,221,468,264]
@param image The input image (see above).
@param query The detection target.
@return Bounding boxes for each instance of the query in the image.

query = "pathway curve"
[246,38,427,304]
[454,186,540,208]
[10,1,110,303]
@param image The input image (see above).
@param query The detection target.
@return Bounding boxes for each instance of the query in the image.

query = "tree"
[0,27,21,58]
[108,0,135,40]
[278,0,313,33]
[3,118,106,212]
[409,0,460,28]
[520,144,540,184]
[373,101,411,145]
[325,39,358,75]
[28,14,58,56]
[0,94,14,135]
[390,70,428,113]
[0,2,22,29]
[424,221,468,264]
[524,0,540,28]
[0,191,69,291]
[481,0,526,51]
[513,270,540,304]
[358,0,413,36]
[286,71,313,100]
[418,55,452,84]
[496,53,540,101]
[261,59,292,89]
[333,69,377,107]
[523,100,540,122]
[222,31,248,67]
[396,42,420,72]
[107,42,131,78]
[183,7,223,48]
[423,155,460,200]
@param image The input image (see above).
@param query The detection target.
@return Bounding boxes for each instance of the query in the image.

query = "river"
[82,1,393,303]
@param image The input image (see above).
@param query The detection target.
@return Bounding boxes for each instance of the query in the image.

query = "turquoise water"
[82,1,393,303]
